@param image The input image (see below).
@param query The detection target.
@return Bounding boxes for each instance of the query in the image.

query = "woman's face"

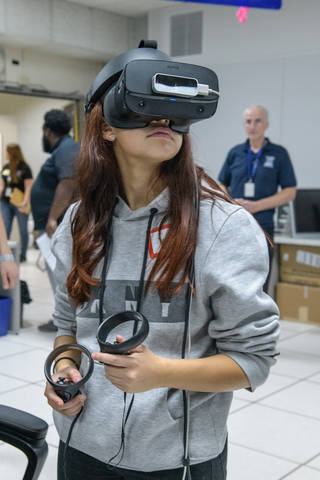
[103,119,183,168]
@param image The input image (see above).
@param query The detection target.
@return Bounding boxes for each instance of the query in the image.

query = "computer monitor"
[290,189,320,238]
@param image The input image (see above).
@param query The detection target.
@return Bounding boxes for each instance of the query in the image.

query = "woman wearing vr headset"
[45,42,279,480]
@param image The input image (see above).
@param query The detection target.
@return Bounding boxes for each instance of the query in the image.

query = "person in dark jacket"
[31,109,79,332]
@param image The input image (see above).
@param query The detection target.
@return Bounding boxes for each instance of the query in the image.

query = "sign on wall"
[162,1,281,9]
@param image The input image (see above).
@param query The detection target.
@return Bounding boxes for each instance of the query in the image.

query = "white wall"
[0,0,130,61]
[2,45,103,96]
[0,0,133,100]
[148,0,320,187]
[0,115,18,167]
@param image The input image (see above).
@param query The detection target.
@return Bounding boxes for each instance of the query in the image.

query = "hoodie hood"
[114,187,169,221]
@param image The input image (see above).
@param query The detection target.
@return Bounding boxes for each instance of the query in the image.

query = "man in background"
[218,104,297,291]
[31,109,79,332]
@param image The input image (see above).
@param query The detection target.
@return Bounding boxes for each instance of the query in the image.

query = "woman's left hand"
[92,336,166,393]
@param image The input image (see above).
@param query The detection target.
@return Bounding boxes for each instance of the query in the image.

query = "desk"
[274,234,320,247]
[0,241,20,334]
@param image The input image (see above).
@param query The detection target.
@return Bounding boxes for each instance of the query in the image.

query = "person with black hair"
[31,109,79,332]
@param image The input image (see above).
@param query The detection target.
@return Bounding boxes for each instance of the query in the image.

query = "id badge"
[244,181,255,198]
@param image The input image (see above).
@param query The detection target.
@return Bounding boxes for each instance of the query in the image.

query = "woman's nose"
[150,118,170,126]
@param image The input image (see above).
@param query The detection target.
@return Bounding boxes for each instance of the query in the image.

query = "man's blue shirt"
[31,135,79,230]
[218,138,297,229]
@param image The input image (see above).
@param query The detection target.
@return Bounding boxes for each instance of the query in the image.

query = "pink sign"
[236,6,249,22]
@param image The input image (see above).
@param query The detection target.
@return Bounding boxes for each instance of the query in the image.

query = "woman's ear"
[102,125,116,142]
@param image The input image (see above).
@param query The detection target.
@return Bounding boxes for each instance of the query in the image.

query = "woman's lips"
[147,128,173,139]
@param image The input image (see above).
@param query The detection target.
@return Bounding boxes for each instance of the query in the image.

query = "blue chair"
[0,404,48,479]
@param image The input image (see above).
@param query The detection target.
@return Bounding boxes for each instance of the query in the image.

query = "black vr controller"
[97,311,149,355]
[44,344,94,403]
[44,313,149,401]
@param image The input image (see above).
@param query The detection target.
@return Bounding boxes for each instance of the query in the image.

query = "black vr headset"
[85,40,220,133]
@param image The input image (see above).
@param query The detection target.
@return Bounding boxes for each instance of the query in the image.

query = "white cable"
[197,83,220,97]
[182,466,187,480]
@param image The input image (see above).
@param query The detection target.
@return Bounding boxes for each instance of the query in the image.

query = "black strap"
[138,39,157,49]
[99,203,117,324]
[106,207,158,465]
[181,170,199,480]
[53,356,80,373]
[63,407,83,480]
[181,268,194,480]
[135,208,158,326]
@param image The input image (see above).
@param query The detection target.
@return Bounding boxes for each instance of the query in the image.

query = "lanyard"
[247,147,263,181]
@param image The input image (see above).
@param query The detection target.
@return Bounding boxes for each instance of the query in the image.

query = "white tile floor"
[1,248,320,480]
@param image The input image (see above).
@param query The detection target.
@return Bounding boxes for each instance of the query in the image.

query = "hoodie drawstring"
[105,207,158,466]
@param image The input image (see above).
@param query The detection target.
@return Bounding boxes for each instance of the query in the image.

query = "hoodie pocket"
[166,388,185,420]
[166,388,217,421]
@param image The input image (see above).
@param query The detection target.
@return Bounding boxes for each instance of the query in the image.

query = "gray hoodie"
[51,188,279,471]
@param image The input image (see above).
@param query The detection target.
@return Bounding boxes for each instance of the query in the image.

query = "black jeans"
[58,440,227,480]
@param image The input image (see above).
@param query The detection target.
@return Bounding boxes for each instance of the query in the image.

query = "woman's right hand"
[17,202,29,214]
[44,366,87,416]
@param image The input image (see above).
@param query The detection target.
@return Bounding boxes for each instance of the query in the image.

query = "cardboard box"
[276,282,320,324]
[280,244,320,287]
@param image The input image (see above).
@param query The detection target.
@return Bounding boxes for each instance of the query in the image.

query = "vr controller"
[44,344,94,403]
[97,311,149,354]
[44,311,149,402]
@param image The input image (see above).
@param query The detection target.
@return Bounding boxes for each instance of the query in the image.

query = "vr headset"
[85,40,220,133]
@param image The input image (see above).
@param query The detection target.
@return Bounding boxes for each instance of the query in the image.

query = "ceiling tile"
[66,0,168,17]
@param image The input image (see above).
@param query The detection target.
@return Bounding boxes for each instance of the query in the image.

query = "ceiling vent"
[170,11,203,57]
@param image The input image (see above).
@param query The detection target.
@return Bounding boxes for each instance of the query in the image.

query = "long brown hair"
[67,103,230,306]
[6,144,27,182]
